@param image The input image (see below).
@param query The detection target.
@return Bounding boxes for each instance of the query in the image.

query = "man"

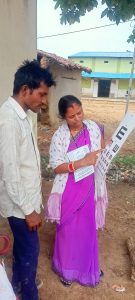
[0,60,55,300]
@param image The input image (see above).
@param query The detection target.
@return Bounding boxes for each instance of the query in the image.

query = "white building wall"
[82,78,135,99]
[0,0,37,128]
[82,79,99,98]
[117,88,135,98]
[48,66,81,125]
[93,79,98,97]
[110,80,117,98]
[82,88,91,95]
[82,79,94,97]
[131,89,135,99]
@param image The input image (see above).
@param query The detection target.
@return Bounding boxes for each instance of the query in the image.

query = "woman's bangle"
[68,162,75,172]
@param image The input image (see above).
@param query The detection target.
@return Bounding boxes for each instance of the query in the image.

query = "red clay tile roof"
[37,50,91,73]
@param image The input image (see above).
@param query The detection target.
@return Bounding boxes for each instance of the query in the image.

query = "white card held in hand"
[67,145,94,182]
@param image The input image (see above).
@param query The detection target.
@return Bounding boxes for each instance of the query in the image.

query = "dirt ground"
[1,100,135,300]
[38,99,135,155]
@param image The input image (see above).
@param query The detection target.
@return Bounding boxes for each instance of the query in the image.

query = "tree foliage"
[53,0,135,43]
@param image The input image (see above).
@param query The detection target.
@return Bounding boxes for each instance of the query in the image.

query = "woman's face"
[64,103,84,129]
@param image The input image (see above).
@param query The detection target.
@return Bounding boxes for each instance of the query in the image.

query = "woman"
[46,95,108,287]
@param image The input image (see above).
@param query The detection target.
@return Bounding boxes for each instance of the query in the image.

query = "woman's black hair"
[58,95,82,118]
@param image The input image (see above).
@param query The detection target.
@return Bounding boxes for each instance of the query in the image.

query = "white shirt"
[0,97,42,218]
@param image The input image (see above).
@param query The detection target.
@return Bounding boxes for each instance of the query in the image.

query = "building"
[37,50,91,125]
[0,0,37,131]
[68,52,135,99]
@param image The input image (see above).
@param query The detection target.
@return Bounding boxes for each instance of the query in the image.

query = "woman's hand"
[82,150,102,167]
[54,150,102,174]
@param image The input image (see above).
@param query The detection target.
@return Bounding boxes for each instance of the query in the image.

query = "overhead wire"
[37,19,135,39]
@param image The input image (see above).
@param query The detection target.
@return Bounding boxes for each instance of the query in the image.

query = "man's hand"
[25,211,42,231]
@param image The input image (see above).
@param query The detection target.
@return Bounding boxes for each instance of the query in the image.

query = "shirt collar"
[8,96,27,120]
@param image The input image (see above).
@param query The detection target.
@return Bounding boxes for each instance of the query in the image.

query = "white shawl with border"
[45,120,108,229]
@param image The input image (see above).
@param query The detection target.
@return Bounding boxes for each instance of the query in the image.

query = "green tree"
[53,0,135,43]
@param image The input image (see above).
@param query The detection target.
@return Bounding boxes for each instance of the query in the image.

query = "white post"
[125,45,135,114]
[0,0,37,102]
[0,0,37,133]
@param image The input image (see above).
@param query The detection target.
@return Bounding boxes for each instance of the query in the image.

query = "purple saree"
[52,126,100,286]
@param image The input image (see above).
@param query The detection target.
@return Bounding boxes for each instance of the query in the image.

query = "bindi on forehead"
[70,103,79,109]
[66,104,82,117]
[68,103,81,111]
[67,105,76,114]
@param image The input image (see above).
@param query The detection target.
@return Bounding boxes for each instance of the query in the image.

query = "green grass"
[113,155,135,168]
[40,154,55,178]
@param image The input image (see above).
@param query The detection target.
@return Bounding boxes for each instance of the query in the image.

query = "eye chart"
[95,111,135,178]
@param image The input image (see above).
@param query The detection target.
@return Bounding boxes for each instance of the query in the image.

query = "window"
[104,60,109,63]
[80,60,84,63]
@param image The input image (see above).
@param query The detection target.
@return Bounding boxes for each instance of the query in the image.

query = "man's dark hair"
[58,95,82,118]
[13,59,55,95]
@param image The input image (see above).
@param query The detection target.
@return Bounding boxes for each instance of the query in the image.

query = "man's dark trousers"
[8,216,40,300]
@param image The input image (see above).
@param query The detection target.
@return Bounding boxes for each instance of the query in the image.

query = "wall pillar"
[0,0,37,130]
[93,79,98,97]
[110,80,116,98]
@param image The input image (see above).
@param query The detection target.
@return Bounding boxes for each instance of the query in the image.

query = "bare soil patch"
[1,99,135,300]
[82,99,135,155]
